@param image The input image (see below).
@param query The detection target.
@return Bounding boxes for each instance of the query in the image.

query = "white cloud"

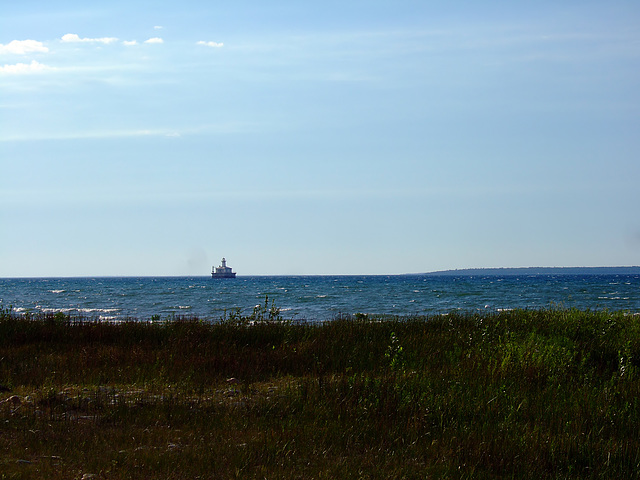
[0,39,49,55]
[197,41,224,48]
[123,40,138,46]
[144,37,164,44]
[154,26,163,30]
[61,33,119,44]
[0,60,53,74]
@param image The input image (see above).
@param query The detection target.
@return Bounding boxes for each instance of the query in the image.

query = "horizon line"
[2,265,640,279]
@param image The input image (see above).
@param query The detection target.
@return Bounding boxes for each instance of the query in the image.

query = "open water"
[1,274,639,322]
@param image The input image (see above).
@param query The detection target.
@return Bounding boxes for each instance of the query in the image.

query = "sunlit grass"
[1,307,640,478]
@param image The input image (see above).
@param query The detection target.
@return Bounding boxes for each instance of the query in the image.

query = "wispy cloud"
[0,127,179,142]
[0,122,258,142]
[122,40,138,46]
[0,60,53,75]
[144,37,164,44]
[61,33,119,44]
[0,39,49,55]
[197,41,224,48]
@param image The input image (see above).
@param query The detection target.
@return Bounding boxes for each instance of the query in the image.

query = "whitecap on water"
[78,308,119,314]
[40,307,74,313]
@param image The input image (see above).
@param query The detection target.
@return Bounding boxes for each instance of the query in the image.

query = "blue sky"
[1,0,639,276]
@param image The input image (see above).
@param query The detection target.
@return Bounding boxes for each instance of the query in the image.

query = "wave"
[38,307,120,314]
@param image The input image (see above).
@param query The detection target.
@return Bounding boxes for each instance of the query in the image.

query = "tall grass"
[1,307,640,478]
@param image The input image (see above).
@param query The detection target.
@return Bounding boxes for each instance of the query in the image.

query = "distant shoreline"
[424,266,640,276]
[3,267,640,280]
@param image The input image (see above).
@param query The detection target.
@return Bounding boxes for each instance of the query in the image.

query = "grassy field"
[1,306,640,479]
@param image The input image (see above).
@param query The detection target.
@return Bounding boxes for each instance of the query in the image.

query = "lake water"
[1,274,639,322]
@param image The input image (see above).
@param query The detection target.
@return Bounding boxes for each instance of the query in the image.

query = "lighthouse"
[212,257,237,278]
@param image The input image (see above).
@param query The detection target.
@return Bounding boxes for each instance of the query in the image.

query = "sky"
[1,0,639,276]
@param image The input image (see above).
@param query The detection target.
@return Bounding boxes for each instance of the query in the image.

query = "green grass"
[1,307,640,478]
